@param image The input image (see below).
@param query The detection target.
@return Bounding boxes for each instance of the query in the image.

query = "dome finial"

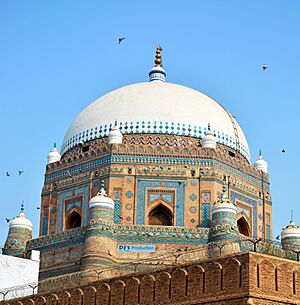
[149,45,166,82]
[98,180,107,197]
[154,44,163,67]
[221,183,227,199]
[20,201,24,213]
[291,209,294,222]
[259,148,262,156]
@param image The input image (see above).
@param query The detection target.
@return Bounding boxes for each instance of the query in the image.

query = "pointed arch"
[148,204,173,226]
[237,215,251,237]
[66,211,82,229]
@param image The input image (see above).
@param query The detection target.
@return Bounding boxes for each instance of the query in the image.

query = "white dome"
[108,125,123,145]
[10,212,32,230]
[202,124,217,149]
[254,155,268,173]
[212,196,237,215]
[281,221,300,240]
[61,82,250,162]
[47,147,61,164]
[89,187,114,210]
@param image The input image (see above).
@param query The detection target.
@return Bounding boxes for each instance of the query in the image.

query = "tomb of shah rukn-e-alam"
[2,46,300,295]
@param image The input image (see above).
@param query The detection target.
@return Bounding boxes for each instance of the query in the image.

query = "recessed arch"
[148,204,173,226]
[237,216,251,237]
[66,211,82,229]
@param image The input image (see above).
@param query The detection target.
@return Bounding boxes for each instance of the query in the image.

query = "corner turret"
[81,181,115,272]
[281,220,300,252]
[209,184,239,256]
[2,206,32,258]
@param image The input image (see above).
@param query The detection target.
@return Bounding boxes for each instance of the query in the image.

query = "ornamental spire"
[98,180,107,197]
[154,44,163,67]
[221,183,227,199]
[149,44,166,82]
[20,201,25,213]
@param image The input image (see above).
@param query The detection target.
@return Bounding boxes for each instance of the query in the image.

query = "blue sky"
[0,1,299,244]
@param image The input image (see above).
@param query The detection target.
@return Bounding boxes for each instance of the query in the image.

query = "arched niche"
[237,216,251,237]
[66,211,82,229]
[148,204,173,226]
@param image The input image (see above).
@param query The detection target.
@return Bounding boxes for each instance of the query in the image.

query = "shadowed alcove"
[148,205,173,226]
[237,216,250,237]
[66,211,82,229]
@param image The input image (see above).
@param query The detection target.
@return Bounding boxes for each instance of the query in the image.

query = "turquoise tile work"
[114,201,121,224]
[202,203,211,228]
[230,190,257,237]
[136,179,185,226]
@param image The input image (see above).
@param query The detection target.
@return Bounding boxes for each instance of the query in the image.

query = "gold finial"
[154,44,163,67]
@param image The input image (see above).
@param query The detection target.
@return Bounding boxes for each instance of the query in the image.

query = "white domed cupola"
[254,150,268,173]
[108,121,123,145]
[89,181,115,222]
[2,204,33,257]
[47,144,61,164]
[202,123,217,149]
[9,211,33,230]
[281,218,300,251]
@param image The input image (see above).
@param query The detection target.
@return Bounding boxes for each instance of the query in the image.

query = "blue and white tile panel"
[61,120,250,162]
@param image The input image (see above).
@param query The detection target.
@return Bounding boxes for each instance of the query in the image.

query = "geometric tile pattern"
[230,190,257,238]
[136,179,185,226]
[114,200,121,224]
[57,185,90,231]
[61,121,250,161]
[202,203,211,228]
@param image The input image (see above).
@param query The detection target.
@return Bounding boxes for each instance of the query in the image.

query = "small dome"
[47,145,61,164]
[108,122,123,145]
[212,186,237,215]
[254,151,268,173]
[9,212,32,231]
[281,221,300,240]
[89,181,114,210]
[202,124,216,149]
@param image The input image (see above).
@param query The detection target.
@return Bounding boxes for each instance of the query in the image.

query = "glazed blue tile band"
[61,120,250,161]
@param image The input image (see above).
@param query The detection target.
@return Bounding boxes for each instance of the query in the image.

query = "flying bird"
[18,170,24,176]
[282,149,286,153]
[262,64,268,71]
[5,218,10,223]
[6,171,10,176]
[118,37,125,44]
[36,207,41,210]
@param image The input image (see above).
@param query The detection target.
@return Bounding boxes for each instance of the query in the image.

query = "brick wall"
[2,252,299,305]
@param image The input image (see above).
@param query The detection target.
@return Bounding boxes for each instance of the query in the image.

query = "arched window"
[237,216,250,236]
[148,205,173,226]
[66,211,82,229]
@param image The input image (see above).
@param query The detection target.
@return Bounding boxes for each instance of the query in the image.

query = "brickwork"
[2,252,299,305]
[42,134,272,240]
